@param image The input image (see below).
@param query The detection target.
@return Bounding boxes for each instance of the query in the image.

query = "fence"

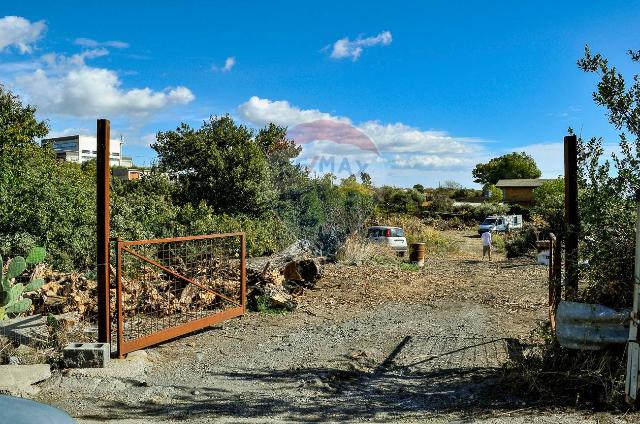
[548,233,562,333]
[114,233,246,357]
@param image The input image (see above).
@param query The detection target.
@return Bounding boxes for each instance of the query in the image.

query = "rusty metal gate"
[114,233,245,357]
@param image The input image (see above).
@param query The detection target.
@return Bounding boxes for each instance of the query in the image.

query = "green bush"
[0,146,96,270]
[504,227,537,258]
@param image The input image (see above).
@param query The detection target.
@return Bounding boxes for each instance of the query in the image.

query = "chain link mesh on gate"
[115,233,246,357]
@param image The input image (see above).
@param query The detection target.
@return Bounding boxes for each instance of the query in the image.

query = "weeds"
[500,323,627,407]
[255,295,288,315]
[397,262,422,272]
[335,234,400,266]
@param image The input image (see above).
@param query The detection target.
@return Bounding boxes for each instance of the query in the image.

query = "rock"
[8,356,19,365]
[0,364,51,395]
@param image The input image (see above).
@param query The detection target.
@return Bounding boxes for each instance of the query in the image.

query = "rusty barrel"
[409,243,425,267]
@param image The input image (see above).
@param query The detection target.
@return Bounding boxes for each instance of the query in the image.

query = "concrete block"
[63,342,110,368]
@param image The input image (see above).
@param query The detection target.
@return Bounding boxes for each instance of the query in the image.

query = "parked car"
[367,226,408,255]
[477,215,523,234]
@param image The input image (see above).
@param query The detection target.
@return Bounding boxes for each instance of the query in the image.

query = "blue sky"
[1,1,639,187]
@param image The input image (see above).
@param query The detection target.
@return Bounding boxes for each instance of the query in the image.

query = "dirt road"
[34,232,635,422]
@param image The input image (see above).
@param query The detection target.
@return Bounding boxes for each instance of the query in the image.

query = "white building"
[41,135,133,167]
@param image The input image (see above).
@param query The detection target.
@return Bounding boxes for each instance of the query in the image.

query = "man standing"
[481,231,492,261]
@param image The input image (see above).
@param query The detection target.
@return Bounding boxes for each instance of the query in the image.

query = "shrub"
[492,233,506,253]
[504,226,537,258]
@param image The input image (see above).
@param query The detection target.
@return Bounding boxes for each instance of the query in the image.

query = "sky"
[1,1,639,187]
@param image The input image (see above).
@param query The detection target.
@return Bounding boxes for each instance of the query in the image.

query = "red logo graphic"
[288,119,379,155]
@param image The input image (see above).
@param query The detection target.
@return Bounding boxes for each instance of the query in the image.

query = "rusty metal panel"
[556,301,629,350]
[96,119,111,343]
[115,233,246,357]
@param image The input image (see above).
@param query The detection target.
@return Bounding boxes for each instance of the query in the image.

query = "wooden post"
[564,134,579,299]
[97,119,111,343]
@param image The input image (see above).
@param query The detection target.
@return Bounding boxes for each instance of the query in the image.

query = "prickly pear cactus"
[0,247,46,320]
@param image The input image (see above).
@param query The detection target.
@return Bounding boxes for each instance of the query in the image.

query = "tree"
[570,46,640,307]
[472,152,541,186]
[484,184,504,204]
[152,116,278,216]
[531,178,564,234]
[0,85,48,153]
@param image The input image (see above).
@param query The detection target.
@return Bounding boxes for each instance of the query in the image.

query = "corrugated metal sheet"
[556,301,629,350]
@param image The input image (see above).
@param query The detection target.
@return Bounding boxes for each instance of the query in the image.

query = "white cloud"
[391,154,470,171]
[329,31,392,61]
[74,37,129,49]
[238,96,486,183]
[14,50,195,118]
[358,121,479,155]
[238,96,349,127]
[0,16,46,54]
[212,56,236,72]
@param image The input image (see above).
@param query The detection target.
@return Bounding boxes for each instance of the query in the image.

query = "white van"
[478,215,523,234]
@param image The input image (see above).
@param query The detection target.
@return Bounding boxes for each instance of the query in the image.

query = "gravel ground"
[32,231,639,422]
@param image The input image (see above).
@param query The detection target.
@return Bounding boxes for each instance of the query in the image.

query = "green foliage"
[572,46,640,307]
[452,202,510,224]
[255,295,288,315]
[0,85,49,153]
[491,232,506,253]
[425,193,453,214]
[531,178,565,236]
[0,247,46,320]
[374,186,425,216]
[153,116,278,216]
[472,152,541,186]
[484,184,503,203]
[0,145,96,270]
[504,227,537,258]
[398,262,421,272]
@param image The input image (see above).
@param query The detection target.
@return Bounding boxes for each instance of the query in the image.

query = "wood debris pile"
[28,265,242,320]
[247,258,325,311]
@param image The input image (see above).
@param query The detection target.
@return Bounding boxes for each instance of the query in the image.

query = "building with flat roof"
[41,135,133,167]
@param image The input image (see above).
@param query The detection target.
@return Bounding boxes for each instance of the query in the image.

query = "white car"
[367,226,408,255]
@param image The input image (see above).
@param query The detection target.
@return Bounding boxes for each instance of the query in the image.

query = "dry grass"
[335,234,399,265]
[499,324,628,408]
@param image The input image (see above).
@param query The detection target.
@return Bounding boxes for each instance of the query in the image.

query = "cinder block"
[63,343,110,368]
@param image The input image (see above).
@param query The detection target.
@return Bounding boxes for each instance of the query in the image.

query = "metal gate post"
[626,190,640,402]
[240,233,246,311]
[97,119,111,343]
[564,134,579,300]
[115,238,124,359]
